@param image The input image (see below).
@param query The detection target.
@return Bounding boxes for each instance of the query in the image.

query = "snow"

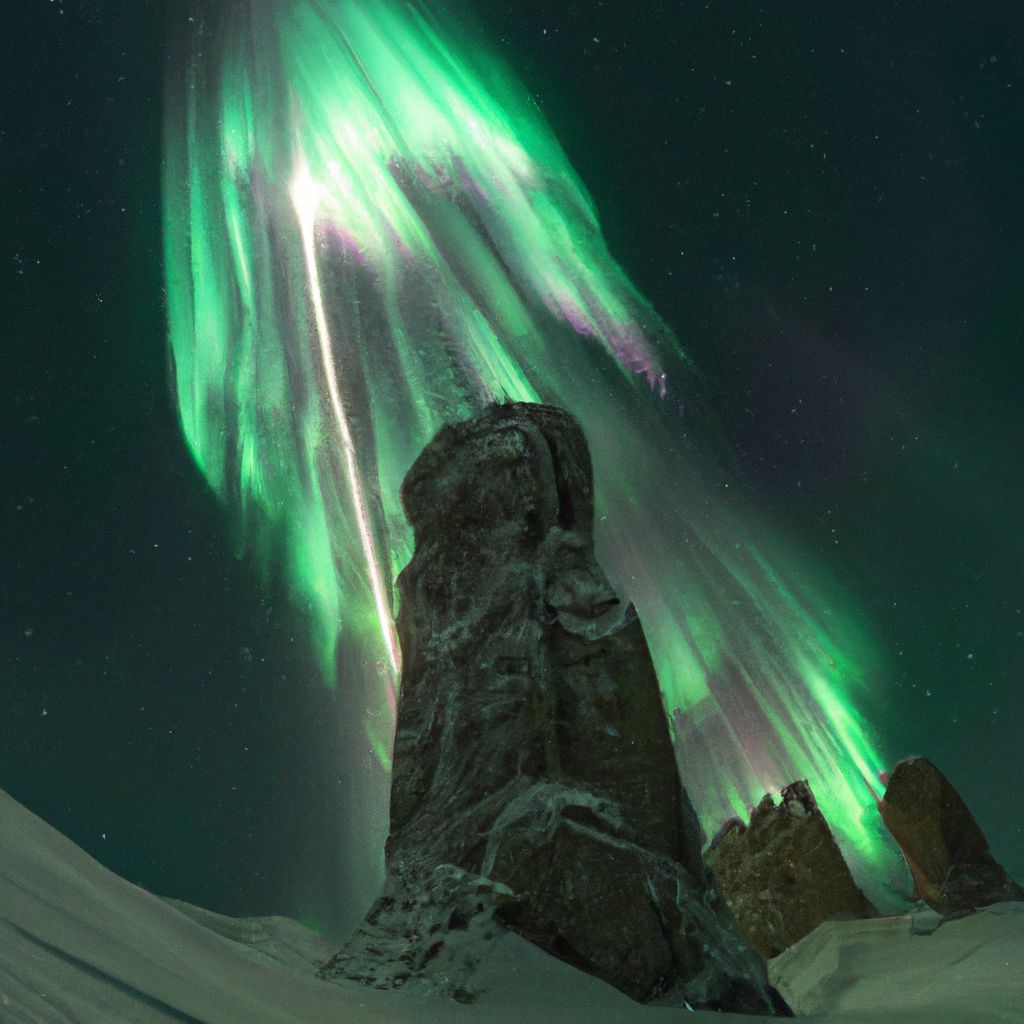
[2,787,1022,1023]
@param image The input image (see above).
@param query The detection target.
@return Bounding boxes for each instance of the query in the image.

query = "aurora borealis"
[163,0,895,903]
[5,0,1023,944]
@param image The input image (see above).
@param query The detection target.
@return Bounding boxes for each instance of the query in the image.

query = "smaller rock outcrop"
[880,756,1024,915]
[706,781,876,958]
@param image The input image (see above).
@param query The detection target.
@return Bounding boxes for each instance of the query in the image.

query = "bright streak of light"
[292,168,401,685]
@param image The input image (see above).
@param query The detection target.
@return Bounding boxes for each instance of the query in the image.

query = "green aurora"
[163,0,897,902]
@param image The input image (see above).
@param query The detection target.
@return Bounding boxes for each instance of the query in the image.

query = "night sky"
[3,0,1022,933]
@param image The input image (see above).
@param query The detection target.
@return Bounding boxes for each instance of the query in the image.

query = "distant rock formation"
[706,781,877,958]
[322,403,784,1014]
[880,756,1024,915]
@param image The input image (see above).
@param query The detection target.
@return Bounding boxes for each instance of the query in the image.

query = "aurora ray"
[164,0,897,912]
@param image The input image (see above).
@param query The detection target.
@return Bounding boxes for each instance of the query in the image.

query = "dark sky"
[2,0,1022,930]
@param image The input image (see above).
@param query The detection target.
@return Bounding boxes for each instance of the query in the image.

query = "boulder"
[880,756,1024,914]
[325,403,784,1013]
[706,780,876,957]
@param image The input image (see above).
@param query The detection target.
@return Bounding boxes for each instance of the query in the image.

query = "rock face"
[880,756,1024,915]
[706,781,876,958]
[324,403,783,1013]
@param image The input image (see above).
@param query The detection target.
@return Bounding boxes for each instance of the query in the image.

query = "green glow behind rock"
[164,0,896,903]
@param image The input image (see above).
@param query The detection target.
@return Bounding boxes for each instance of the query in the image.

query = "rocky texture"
[880,756,1024,915]
[707,781,877,958]
[317,866,513,1003]
[386,403,697,875]
[323,403,783,1013]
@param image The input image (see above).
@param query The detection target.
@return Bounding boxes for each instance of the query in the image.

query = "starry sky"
[2,0,1022,930]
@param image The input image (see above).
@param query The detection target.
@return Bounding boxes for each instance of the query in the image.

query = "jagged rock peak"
[707,779,876,958]
[329,403,785,1014]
